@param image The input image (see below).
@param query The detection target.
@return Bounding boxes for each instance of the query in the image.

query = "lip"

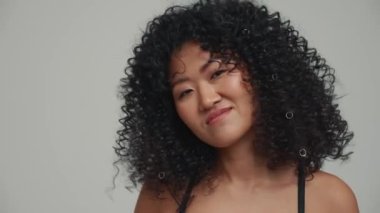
[206,107,232,125]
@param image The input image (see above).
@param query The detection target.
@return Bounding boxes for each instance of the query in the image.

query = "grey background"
[0,0,379,212]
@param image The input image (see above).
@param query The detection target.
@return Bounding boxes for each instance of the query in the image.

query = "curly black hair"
[114,0,353,201]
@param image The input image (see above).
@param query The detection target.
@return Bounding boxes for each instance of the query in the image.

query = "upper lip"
[206,107,232,124]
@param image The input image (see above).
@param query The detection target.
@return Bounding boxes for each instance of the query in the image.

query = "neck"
[213,132,295,187]
[216,140,269,185]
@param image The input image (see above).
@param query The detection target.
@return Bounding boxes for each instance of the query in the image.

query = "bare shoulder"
[307,170,359,213]
[134,182,179,213]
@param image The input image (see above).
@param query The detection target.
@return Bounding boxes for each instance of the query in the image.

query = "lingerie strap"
[177,161,306,213]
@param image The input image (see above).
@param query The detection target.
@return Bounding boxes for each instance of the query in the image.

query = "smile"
[206,108,232,125]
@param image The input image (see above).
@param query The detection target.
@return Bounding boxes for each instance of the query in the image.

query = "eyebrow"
[170,59,215,88]
[170,59,216,88]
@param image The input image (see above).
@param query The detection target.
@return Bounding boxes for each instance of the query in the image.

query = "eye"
[210,69,227,80]
[178,89,193,99]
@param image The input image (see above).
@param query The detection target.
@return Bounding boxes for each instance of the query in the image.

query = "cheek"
[223,74,255,113]
[223,73,253,96]
[175,102,198,128]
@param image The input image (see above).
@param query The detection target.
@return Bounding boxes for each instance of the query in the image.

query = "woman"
[115,0,359,212]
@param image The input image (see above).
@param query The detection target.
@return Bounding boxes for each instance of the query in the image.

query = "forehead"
[169,41,210,76]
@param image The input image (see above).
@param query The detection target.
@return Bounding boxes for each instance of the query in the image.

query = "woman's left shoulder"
[307,170,359,213]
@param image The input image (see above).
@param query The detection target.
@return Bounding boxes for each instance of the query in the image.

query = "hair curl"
[114,0,353,200]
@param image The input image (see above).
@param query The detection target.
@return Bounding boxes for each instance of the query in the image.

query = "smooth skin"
[134,41,359,213]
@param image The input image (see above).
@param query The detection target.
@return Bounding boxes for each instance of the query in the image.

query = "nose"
[197,82,221,111]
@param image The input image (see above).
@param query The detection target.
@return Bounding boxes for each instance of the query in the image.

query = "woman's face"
[169,41,257,148]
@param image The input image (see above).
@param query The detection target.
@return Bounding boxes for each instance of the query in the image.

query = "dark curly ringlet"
[114,0,353,199]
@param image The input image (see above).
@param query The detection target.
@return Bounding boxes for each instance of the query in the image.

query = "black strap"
[298,158,306,213]
[178,164,306,213]
[177,177,196,213]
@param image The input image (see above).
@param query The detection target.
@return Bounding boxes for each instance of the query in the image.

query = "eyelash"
[211,69,227,80]
[178,89,192,99]
[177,69,228,99]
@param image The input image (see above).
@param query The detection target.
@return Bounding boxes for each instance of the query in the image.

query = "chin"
[202,128,254,149]
[204,137,243,149]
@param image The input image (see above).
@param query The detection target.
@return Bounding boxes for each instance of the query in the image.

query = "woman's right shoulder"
[134,182,179,213]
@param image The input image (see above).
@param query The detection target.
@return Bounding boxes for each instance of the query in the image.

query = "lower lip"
[207,109,231,125]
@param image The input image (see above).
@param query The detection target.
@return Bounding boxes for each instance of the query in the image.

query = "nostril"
[197,84,221,107]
